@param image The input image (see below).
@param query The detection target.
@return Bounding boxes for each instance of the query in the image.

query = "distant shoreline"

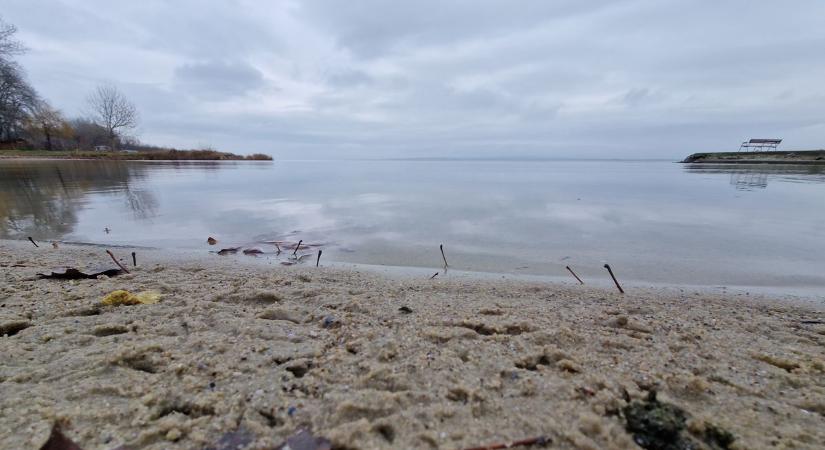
[0,149,272,161]
[682,149,825,164]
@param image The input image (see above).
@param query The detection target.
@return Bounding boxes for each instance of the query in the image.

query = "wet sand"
[1,240,824,449]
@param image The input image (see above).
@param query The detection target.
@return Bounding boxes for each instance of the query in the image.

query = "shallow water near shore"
[1,158,824,295]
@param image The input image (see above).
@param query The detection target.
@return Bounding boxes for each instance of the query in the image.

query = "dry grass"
[0,149,273,161]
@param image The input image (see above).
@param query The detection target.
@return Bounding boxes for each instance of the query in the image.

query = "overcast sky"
[5,1,825,158]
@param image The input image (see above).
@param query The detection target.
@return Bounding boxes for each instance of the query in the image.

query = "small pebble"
[165,428,182,441]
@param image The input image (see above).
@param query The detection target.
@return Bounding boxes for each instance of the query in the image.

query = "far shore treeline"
[0,17,270,161]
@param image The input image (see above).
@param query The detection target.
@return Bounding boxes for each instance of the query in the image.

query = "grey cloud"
[296,0,615,58]
[324,69,373,87]
[620,88,658,107]
[174,60,266,99]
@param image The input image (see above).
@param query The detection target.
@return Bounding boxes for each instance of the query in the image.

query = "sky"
[4,0,825,159]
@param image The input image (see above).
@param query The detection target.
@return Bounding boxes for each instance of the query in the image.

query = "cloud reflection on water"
[1,159,824,290]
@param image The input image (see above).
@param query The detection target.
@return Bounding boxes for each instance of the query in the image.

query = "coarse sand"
[1,240,824,449]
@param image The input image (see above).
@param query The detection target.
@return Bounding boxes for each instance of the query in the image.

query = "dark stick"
[131,252,137,267]
[316,250,322,267]
[440,244,448,267]
[462,435,549,450]
[106,250,130,274]
[430,272,439,279]
[566,266,584,285]
[603,263,623,293]
[27,237,39,248]
[292,240,302,256]
[274,242,281,254]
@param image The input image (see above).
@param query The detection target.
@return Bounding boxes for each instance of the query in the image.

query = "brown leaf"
[274,430,331,450]
[40,425,83,450]
[216,247,240,255]
[208,237,218,245]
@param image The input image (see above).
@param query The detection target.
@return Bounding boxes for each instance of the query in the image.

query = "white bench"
[738,138,781,152]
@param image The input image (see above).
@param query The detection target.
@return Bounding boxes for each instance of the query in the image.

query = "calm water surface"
[2,159,824,293]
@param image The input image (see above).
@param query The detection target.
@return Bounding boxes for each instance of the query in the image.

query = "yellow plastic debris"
[101,290,137,306]
[101,290,162,306]
[135,290,161,304]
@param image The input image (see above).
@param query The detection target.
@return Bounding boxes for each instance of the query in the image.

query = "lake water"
[2,159,824,294]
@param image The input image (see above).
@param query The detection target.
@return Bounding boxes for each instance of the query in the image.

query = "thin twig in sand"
[604,263,623,293]
[131,252,137,267]
[27,237,39,248]
[440,244,449,267]
[293,240,303,256]
[316,250,322,267]
[566,265,584,285]
[106,250,130,274]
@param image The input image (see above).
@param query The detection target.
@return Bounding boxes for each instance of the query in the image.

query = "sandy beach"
[1,239,824,450]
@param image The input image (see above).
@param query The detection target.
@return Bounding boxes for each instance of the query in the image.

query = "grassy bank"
[0,149,272,161]
[682,149,825,164]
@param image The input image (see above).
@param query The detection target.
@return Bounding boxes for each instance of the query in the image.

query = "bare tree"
[0,17,24,62]
[0,17,37,143]
[27,100,70,150]
[86,84,138,149]
[0,60,37,142]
